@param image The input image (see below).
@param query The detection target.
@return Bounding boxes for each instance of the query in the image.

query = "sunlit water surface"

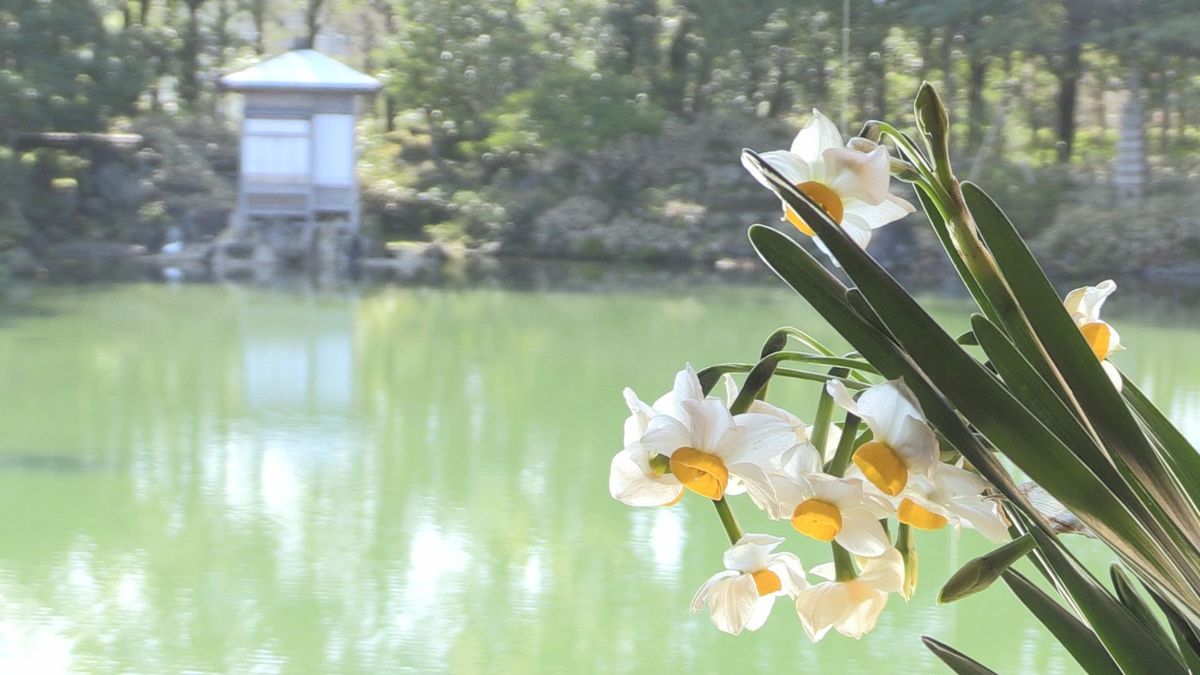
[1,274,1198,673]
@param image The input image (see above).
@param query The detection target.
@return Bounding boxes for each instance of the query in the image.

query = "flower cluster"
[609,366,1009,639]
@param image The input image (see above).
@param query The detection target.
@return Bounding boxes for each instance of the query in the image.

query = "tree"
[384,0,532,158]
[177,0,208,105]
[0,0,149,134]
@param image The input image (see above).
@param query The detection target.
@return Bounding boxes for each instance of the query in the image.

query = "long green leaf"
[744,151,1184,603]
[965,181,1200,560]
[1028,528,1186,674]
[1146,583,1200,674]
[1123,375,1200,503]
[912,182,998,328]
[971,314,1138,503]
[1110,564,1170,644]
[920,637,998,675]
[1001,569,1122,675]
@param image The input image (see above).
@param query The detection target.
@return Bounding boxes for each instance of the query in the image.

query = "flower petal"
[721,412,794,466]
[808,562,837,582]
[767,552,808,597]
[833,584,888,638]
[744,150,809,190]
[856,380,923,441]
[791,109,843,169]
[843,193,916,230]
[681,398,737,454]
[723,533,784,573]
[638,414,693,458]
[839,212,874,250]
[949,499,1011,543]
[826,379,860,415]
[933,462,987,496]
[1064,280,1116,323]
[1102,360,1124,391]
[705,573,762,635]
[795,581,849,642]
[858,548,905,593]
[609,449,682,506]
[835,510,891,557]
[690,570,739,612]
[891,414,940,475]
[721,373,740,407]
[823,145,892,204]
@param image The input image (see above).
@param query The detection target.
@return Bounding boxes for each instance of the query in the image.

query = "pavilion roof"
[220,49,382,93]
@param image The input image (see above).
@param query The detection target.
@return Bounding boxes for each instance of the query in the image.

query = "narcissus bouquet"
[610,85,1200,673]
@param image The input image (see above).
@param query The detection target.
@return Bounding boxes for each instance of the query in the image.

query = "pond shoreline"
[9,242,1200,317]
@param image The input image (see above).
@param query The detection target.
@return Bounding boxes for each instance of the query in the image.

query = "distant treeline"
[4,1,1200,274]
[5,1,1199,161]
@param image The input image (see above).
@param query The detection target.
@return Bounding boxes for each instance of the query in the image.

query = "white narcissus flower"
[1063,280,1124,390]
[898,462,1010,543]
[609,365,706,507]
[691,534,807,635]
[742,109,915,257]
[773,474,894,557]
[826,379,939,497]
[796,548,904,641]
[610,367,795,507]
[640,397,793,503]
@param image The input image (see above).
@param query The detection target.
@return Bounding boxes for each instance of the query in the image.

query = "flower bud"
[914,82,949,143]
[890,157,922,183]
[857,121,882,143]
[938,534,1033,603]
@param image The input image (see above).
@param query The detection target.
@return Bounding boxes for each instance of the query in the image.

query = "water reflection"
[0,278,1194,673]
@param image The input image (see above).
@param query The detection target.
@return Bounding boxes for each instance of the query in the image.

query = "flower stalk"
[826,410,861,477]
[832,542,857,582]
[713,497,744,546]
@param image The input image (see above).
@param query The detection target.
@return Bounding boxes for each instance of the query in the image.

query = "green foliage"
[385,0,532,155]
[1037,187,1200,276]
[0,0,149,132]
[490,66,664,153]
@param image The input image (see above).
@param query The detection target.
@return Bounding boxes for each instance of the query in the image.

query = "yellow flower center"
[853,440,908,496]
[898,498,949,530]
[668,447,729,500]
[784,181,845,237]
[1079,321,1111,361]
[790,498,843,542]
[751,569,782,597]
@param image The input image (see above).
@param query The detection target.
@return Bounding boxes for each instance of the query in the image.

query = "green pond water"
[0,275,1197,674]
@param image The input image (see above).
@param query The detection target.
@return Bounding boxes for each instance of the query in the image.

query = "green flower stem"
[697,364,868,393]
[832,541,857,582]
[713,497,743,546]
[875,121,933,174]
[767,326,838,356]
[808,367,848,460]
[730,355,872,415]
[897,523,918,598]
[826,411,862,477]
